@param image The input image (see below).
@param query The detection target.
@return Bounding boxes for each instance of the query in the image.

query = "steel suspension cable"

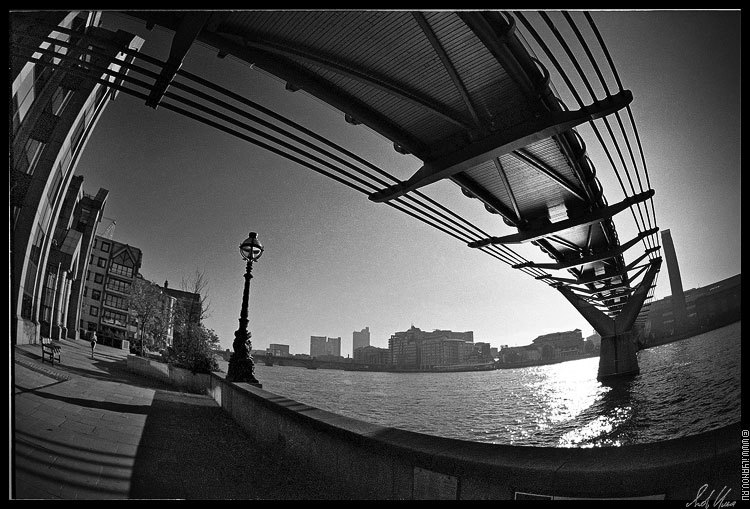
[32,23,542,271]
[583,11,659,255]
[538,12,654,254]
[561,11,656,253]
[175,67,543,271]
[26,26,545,273]
[514,11,653,257]
[18,46,550,278]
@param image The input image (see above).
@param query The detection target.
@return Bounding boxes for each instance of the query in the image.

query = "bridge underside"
[123,11,664,378]
[13,10,662,378]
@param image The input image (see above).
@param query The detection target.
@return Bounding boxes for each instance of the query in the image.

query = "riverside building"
[352,345,390,365]
[34,174,108,342]
[268,344,291,357]
[79,235,142,348]
[10,11,143,345]
[643,273,741,343]
[532,329,584,360]
[310,335,341,358]
[387,325,476,369]
[352,326,370,353]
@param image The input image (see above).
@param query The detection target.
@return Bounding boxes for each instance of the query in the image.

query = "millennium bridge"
[11,10,662,379]
[11,11,741,501]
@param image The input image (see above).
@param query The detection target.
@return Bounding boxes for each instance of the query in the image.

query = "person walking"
[90,332,97,359]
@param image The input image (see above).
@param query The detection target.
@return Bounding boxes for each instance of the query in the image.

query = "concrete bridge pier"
[598,332,639,378]
[557,258,662,380]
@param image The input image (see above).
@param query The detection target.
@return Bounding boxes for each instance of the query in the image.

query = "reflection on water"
[218,321,740,447]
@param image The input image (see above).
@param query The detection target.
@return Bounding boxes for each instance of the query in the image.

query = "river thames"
[218,321,740,448]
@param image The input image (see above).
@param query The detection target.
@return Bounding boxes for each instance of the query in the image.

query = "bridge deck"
[97,11,662,317]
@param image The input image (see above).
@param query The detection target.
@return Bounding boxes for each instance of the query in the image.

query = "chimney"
[164,280,168,289]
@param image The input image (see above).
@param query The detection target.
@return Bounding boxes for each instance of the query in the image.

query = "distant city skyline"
[72,10,741,358]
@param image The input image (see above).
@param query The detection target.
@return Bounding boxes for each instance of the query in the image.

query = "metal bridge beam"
[513,227,658,270]
[535,249,657,287]
[146,12,211,108]
[368,90,632,202]
[451,173,522,228]
[558,259,662,379]
[510,148,587,202]
[468,189,653,247]
[412,12,486,133]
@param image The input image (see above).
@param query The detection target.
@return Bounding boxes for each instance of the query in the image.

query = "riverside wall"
[206,371,741,500]
[126,356,740,500]
[126,355,211,394]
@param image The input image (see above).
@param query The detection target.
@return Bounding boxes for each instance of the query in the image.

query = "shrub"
[167,323,220,374]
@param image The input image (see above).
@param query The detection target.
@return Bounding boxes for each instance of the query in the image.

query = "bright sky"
[73,10,741,357]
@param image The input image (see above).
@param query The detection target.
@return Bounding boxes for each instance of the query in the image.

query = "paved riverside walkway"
[12,337,334,500]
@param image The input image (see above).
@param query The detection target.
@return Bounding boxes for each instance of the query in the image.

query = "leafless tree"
[128,276,163,355]
[180,267,211,321]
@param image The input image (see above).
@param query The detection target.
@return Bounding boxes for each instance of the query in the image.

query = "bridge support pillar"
[598,332,639,378]
[556,258,662,380]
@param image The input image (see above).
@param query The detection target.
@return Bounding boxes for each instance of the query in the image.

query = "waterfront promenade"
[11,337,334,500]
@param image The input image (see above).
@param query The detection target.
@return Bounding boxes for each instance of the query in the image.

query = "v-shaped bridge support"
[557,258,662,380]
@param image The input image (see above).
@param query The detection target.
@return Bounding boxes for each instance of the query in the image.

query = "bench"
[41,337,61,366]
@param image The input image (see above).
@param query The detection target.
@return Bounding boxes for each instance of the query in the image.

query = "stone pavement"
[12,336,334,500]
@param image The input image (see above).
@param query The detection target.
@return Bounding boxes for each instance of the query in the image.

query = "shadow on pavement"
[12,385,154,415]
[128,390,337,499]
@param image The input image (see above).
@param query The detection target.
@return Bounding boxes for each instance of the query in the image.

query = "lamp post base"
[226,356,262,387]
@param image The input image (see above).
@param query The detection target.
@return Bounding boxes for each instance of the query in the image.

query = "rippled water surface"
[218,321,740,447]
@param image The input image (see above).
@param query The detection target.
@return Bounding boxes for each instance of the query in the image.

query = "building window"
[97,257,107,268]
[70,115,86,150]
[94,273,103,284]
[49,86,72,117]
[101,309,127,328]
[87,270,91,281]
[103,293,128,311]
[16,137,46,175]
[91,289,101,300]
[47,163,64,204]
[90,254,95,264]
[90,305,99,316]
[29,224,45,266]
[101,241,110,253]
[93,239,97,249]
[109,262,134,278]
[106,278,131,294]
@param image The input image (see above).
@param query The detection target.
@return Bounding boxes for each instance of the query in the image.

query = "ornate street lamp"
[226,232,264,386]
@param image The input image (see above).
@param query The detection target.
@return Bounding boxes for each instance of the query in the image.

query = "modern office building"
[268,344,291,357]
[388,325,475,368]
[327,337,342,357]
[474,342,492,359]
[352,345,390,365]
[310,335,327,358]
[10,11,143,345]
[79,235,142,348]
[531,329,584,360]
[353,326,370,353]
[499,344,542,364]
[34,173,109,342]
[310,336,341,358]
